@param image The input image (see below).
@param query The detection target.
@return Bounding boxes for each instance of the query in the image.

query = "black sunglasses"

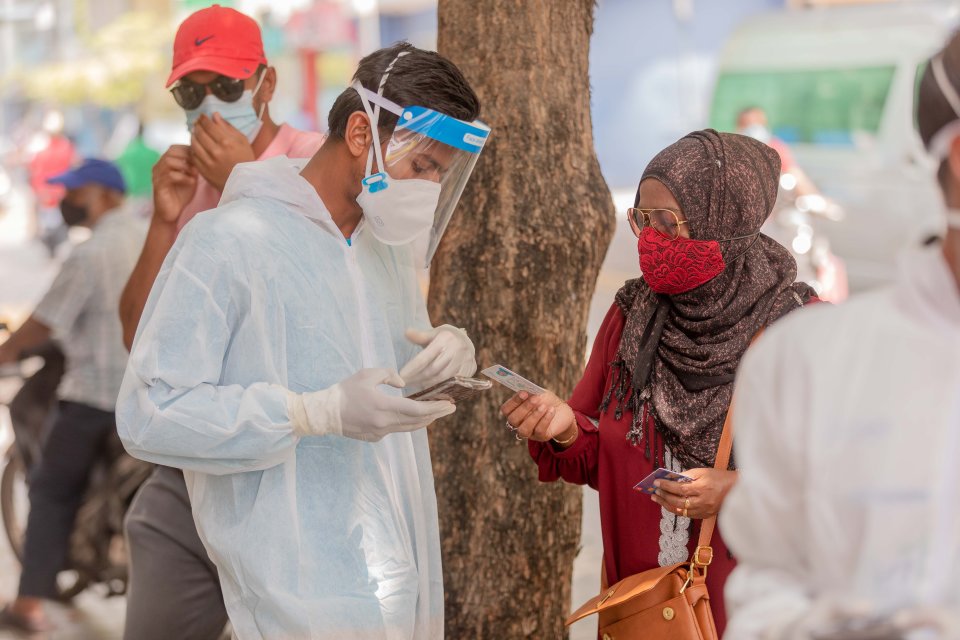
[170,74,247,110]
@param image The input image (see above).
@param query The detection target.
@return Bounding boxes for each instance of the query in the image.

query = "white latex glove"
[287,368,456,442]
[893,607,960,639]
[399,325,477,389]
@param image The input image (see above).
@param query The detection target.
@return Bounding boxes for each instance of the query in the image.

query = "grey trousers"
[123,466,228,640]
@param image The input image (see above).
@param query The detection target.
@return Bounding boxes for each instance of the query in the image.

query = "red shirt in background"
[29,135,75,207]
[768,137,795,174]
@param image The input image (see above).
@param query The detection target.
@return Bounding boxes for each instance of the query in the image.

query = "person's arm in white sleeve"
[117,220,457,475]
[721,331,818,640]
[116,225,300,476]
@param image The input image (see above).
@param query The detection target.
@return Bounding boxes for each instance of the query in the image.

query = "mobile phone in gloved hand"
[406,376,492,403]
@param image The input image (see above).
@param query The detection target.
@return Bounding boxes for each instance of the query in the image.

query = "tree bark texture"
[430,2,615,637]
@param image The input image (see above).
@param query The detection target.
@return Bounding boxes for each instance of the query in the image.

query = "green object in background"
[116,136,161,198]
[710,66,896,146]
[181,0,235,9]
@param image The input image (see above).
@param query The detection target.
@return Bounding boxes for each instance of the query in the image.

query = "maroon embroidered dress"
[529,302,737,632]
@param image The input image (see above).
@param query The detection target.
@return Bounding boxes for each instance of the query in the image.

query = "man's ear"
[344,111,372,160]
[257,66,278,105]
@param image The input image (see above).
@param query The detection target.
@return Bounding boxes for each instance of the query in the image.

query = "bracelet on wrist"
[552,426,578,446]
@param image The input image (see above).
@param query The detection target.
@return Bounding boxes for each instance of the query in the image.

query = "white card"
[481,364,545,395]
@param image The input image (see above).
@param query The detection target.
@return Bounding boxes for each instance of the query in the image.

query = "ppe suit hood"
[220,155,335,229]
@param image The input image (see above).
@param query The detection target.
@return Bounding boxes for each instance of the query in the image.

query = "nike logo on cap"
[195,35,214,46]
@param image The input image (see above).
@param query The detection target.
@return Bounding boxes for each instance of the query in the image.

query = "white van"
[710,2,959,291]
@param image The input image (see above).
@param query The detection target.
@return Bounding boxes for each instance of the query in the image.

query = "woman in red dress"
[501,130,816,634]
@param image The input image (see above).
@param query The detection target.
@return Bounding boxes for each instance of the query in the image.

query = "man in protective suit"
[722,32,960,640]
[117,43,489,640]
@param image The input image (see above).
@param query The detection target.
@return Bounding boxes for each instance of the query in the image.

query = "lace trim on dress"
[657,446,691,567]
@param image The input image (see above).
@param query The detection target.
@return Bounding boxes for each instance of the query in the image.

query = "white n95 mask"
[357,170,441,245]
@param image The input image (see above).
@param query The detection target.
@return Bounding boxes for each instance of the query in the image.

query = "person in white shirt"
[0,158,145,632]
[721,34,960,640]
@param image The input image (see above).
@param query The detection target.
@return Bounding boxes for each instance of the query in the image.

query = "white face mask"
[357,171,441,244]
[185,72,266,142]
[946,209,960,230]
[739,124,771,144]
[352,64,441,246]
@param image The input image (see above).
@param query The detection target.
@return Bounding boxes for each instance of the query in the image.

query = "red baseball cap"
[166,5,267,88]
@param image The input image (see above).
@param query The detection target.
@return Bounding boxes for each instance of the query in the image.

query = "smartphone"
[407,376,493,403]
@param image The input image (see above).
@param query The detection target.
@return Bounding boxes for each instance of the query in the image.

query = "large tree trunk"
[429,2,615,637]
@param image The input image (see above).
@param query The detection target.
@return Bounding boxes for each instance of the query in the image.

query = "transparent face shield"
[928,54,960,229]
[354,82,490,266]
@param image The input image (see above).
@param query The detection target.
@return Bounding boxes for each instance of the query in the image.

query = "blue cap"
[47,158,127,194]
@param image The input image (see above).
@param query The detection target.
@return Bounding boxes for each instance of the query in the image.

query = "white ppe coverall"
[721,244,960,639]
[117,156,443,640]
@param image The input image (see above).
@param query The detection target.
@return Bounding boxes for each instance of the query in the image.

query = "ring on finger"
[684,497,691,510]
[504,420,518,432]
[683,507,689,518]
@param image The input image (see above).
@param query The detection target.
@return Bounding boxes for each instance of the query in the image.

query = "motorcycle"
[762,172,849,303]
[0,333,152,601]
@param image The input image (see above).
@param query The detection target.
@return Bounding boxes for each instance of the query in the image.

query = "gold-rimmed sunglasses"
[628,208,689,240]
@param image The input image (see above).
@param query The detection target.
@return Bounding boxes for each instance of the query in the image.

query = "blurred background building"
[1,0,955,292]
[598,0,958,292]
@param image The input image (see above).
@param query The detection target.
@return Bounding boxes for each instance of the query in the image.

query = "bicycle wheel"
[53,570,90,602]
[1,450,27,561]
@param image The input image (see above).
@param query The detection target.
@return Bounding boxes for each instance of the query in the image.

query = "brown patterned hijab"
[601,130,815,470]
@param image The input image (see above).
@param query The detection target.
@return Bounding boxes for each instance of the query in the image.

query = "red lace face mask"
[638,226,725,295]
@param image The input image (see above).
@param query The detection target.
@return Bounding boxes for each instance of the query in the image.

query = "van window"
[710,66,896,147]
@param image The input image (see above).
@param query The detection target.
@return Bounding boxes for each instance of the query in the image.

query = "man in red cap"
[117,6,323,640]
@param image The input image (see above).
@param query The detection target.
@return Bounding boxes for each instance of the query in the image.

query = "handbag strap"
[693,329,763,565]
[693,400,734,556]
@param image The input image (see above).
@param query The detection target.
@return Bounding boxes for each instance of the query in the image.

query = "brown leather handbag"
[564,401,737,640]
